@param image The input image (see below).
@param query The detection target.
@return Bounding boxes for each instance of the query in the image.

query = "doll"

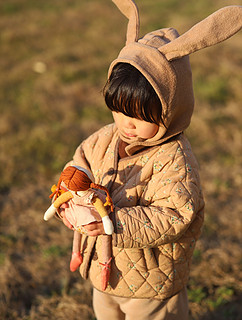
[44,165,114,291]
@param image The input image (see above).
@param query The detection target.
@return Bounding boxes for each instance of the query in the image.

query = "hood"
[108,0,242,155]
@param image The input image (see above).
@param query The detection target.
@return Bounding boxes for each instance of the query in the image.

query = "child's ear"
[159,6,242,60]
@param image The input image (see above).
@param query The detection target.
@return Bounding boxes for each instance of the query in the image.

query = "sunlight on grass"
[206,286,234,311]
[0,0,241,319]
[188,286,207,304]
[194,76,231,105]
[43,245,69,258]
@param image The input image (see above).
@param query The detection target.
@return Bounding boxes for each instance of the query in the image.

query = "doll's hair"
[103,62,165,126]
[50,166,114,210]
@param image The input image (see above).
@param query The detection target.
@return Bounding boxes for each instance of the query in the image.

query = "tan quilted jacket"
[59,0,241,299]
[70,123,204,300]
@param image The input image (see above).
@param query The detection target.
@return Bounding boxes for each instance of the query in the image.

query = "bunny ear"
[159,6,242,61]
[112,0,140,44]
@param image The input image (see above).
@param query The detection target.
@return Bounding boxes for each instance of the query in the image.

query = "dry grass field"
[0,0,241,319]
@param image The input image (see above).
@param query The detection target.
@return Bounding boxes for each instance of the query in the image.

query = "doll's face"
[112,112,158,140]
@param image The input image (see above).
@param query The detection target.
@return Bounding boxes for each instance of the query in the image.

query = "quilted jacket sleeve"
[112,147,204,249]
[71,124,116,169]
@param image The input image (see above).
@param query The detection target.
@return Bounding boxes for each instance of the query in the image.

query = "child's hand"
[83,221,105,236]
[59,203,74,230]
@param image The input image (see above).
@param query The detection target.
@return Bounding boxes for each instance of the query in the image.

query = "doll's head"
[60,166,94,192]
[50,166,114,210]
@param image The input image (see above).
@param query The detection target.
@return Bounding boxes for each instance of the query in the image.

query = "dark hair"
[103,63,163,125]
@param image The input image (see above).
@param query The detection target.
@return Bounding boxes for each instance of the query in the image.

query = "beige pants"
[93,287,189,320]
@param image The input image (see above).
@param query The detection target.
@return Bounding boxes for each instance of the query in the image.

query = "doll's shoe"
[70,252,83,272]
[102,216,114,235]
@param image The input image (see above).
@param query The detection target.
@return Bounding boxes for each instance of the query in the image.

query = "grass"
[0,0,241,319]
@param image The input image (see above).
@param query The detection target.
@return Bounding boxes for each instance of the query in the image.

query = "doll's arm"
[44,191,73,221]
[92,197,114,235]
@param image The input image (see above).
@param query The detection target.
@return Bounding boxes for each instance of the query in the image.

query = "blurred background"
[0,0,241,319]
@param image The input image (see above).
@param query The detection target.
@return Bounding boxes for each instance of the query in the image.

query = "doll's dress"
[64,190,102,230]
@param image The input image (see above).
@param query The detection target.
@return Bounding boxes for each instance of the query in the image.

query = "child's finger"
[83,222,105,236]
[62,214,74,230]
[60,202,69,209]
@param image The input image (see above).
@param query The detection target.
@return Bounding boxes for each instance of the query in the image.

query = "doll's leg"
[70,230,83,272]
[99,234,112,291]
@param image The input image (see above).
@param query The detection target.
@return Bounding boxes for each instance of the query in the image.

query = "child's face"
[112,112,159,140]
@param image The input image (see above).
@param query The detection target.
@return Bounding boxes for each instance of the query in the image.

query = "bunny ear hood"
[112,0,139,44]
[159,6,242,60]
[109,0,242,155]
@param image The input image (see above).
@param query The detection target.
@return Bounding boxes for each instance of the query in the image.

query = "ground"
[0,1,241,319]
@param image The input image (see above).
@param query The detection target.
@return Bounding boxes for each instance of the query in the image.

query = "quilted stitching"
[75,124,204,299]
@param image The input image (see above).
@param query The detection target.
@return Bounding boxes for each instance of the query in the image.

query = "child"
[52,1,242,319]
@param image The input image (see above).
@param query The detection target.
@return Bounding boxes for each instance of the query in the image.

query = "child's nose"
[124,116,136,129]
